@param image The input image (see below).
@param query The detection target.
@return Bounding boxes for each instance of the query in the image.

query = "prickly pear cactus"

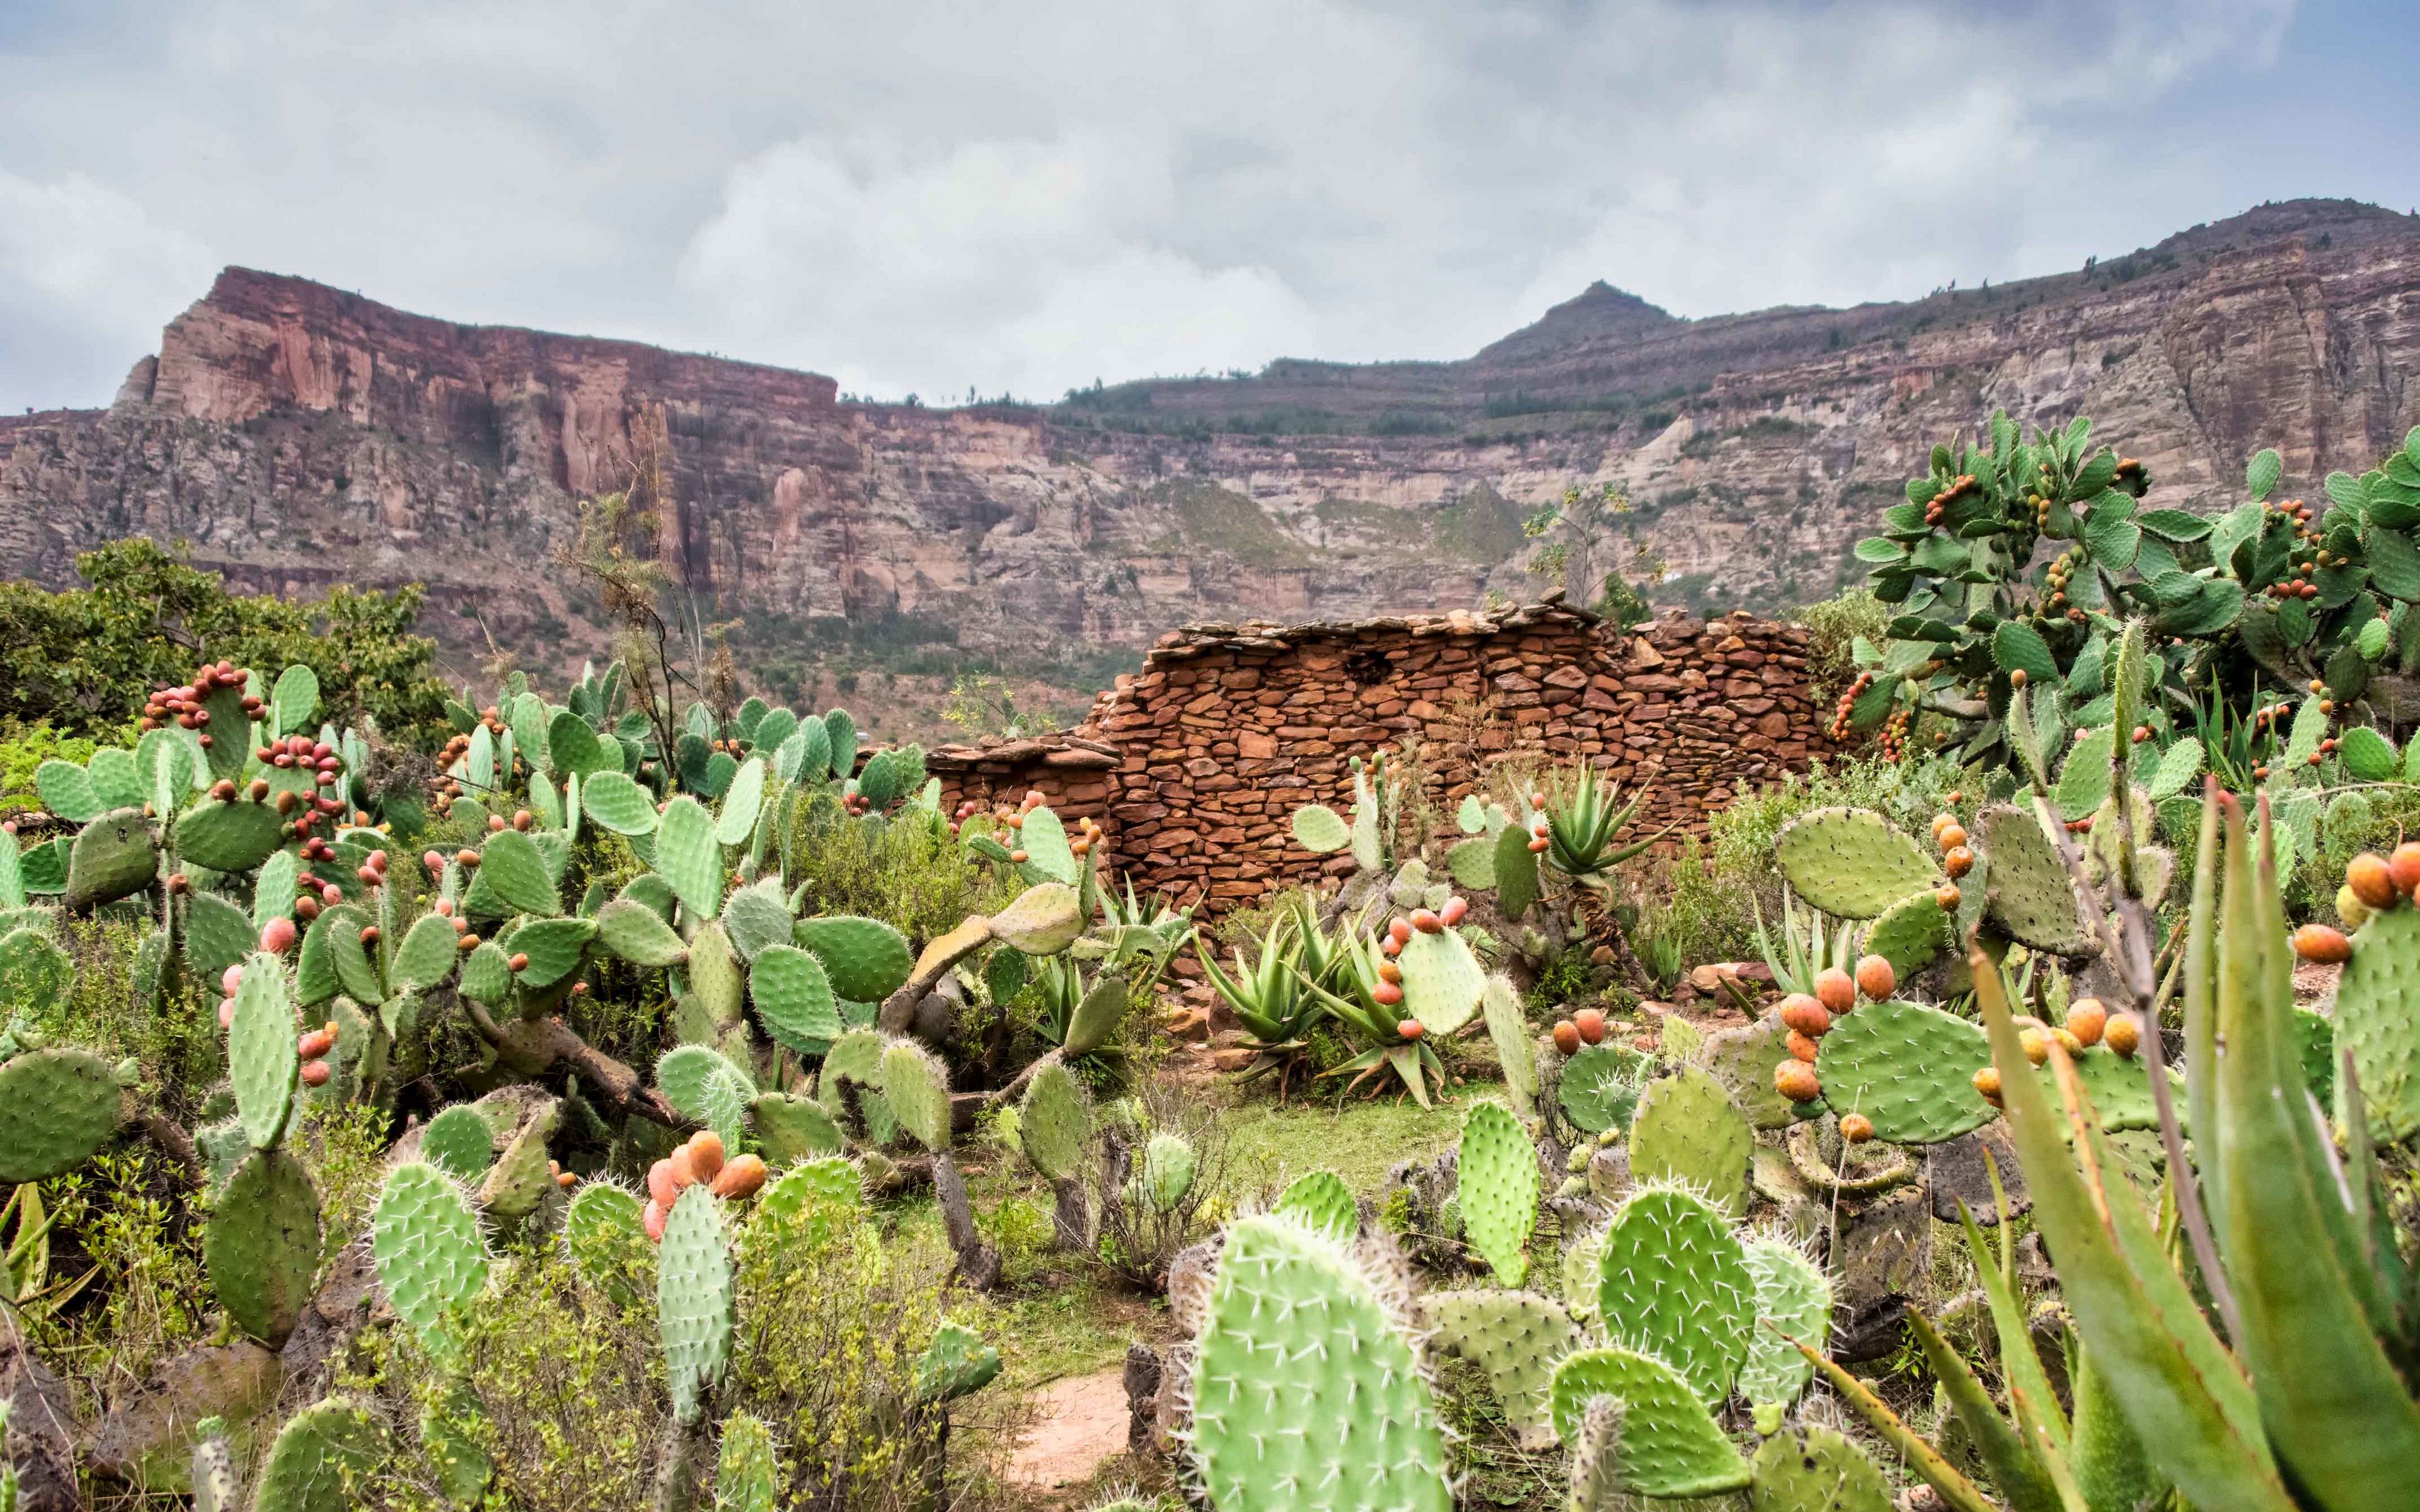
[1594,1186,1753,1407]
[914,1320,1004,1402]
[0,1046,120,1183]
[190,1416,236,1512]
[1548,1347,1749,1499]
[659,1183,735,1424]
[1063,976,1130,1056]
[1737,1237,1831,1413]
[1773,808,1939,920]
[1190,1214,1453,1512]
[203,1147,323,1346]
[248,1396,386,1512]
[752,1158,867,1253]
[1456,1101,1539,1286]
[1273,1169,1357,1243]
[713,1412,780,1512]
[562,1181,653,1304]
[1397,925,1486,1036]
[1422,1289,1580,1448]
[371,1161,492,1348]
[750,943,841,1055]
[227,955,301,1149]
[1862,888,1952,982]
[1812,998,1995,1145]
[653,796,725,921]
[419,1105,497,1181]
[1628,1067,1751,1218]
[1137,1133,1198,1213]
[2331,903,2420,1141]
[1481,975,1538,1120]
[877,1040,952,1153]
[793,916,913,1002]
[1559,1043,1651,1135]
[64,808,157,911]
[1017,1058,1092,1184]
[1979,804,2094,955]
[1747,1425,1893,1512]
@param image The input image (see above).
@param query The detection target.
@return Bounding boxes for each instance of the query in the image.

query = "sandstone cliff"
[6,197,2418,733]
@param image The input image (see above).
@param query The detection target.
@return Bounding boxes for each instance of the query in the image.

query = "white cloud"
[0,0,2324,412]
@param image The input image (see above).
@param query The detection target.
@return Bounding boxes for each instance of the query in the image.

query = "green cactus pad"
[877,1040,952,1152]
[1814,997,1995,1145]
[1629,1067,1753,1218]
[1594,1186,1753,1406]
[504,917,594,989]
[656,1045,752,1123]
[316,905,383,1006]
[35,758,103,822]
[1291,803,1352,854]
[385,913,457,994]
[749,943,841,1054]
[712,1411,779,1512]
[821,1028,883,1087]
[249,1396,385,1512]
[562,1182,653,1304]
[1458,1100,1539,1286]
[1018,1058,1092,1184]
[0,1047,120,1182]
[1063,976,1129,1055]
[447,941,505,1004]
[991,881,1082,955]
[289,912,340,1008]
[1738,1237,1831,1411]
[821,709,858,779]
[1862,888,1952,982]
[659,1183,735,1424]
[1548,1347,1750,1498]
[719,883,792,961]
[228,955,299,1148]
[580,770,660,835]
[1560,1042,1651,1135]
[1703,1018,1812,1131]
[175,798,283,874]
[750,1092,844,1164]
[183,890,256,982]
[1445,836,1497,890]
[1138,1132,1198,1212]
[715,758,768,845]
[1494,823,1541,920]
[1398,925,1485,1036]
[371,1161,490,1349]
[60,805,152,907]
[1480,975,1538,1121]
[86,746,145,810]
[1422,1289,1579,1447]
[596,898,687,967]
[478,1099,562,1219]
[420,1106,497,1180]
[1272,1169,1357,1242]
[2034,1043,2181,1135]
[654,796,725,923]
[697,1064,754,1149]
[914,1320,1003,1404]
[2294,1007,2336,1104]
[0,925,72,1016]
[1979,804,2094,954]
[1747,1425,1893,1512]
[2333,903,2420,1140]
[1773,808,1940,920]
[1191,1213,1454,1512]
[754,1157,866,1250]
[794,915,913,1002]
[469,829,556,917]
[204,1147,321,1345]
[685,922,744,1031]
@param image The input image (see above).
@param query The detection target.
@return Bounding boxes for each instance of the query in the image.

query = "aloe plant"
[1195,904,1323,1097]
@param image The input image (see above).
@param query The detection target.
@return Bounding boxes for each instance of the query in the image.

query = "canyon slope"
[5,197,2419,730]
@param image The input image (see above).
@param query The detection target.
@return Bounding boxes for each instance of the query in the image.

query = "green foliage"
[1797,585,1891,704]
[781,799,1018,942]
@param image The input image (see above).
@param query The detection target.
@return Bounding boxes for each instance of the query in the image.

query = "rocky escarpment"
[6,198,2420,721]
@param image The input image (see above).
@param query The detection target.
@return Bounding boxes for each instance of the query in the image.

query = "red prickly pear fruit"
[424,850,446,874]
[320,884,342,906]
[1572,1008,1606,1044]
[357,866,379,886]
[643,1198,667,1242]
[2065,998,2108,1047]
[1778,994,1830,1037]
[1439,896,1468,927]
[2104,1015,2141,1058]
[647,1159,679,1208]
[665,1147,697,1192]
[513,810,533,831]
[711,1153,768,1200]
[300,1060,333,1087]
[260,917,298,954]
[218,998,235,1030]
[294,896,320,922]
[1372,980,1403,1007]
[1854,954,1896,1000]
[2390,842,2420,898]
[1376,960,1403,985]
[509,953,530,972]
[1552,1021,1581,1055]
[1528,835,1550,853]
[221,963,246,997]
[1410,909,1443,934]
[1388,919,1414,947]
[1774,1060,1821,1102]
[1397,1019,1424,1041]
[1840,1113,1876,1143]
[1380,936,1402,958]
[297,1028,335,1060]
[434,898,454,917]
[2293,924,2351,964]
[686,1132,727,1187]
[2348,852,2398,910]
[1814,968,1855,1014]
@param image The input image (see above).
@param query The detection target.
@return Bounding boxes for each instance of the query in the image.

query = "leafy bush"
[1797,586,1889,704]
[781,798,1020,942]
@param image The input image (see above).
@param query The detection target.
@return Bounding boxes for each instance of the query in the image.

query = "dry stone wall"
[925,594,1838,920]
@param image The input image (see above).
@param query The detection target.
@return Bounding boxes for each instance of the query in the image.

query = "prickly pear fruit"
[1853,954,1895,1000]
[1572,1008,1606,1045]
[2348,852,2397,910]
[2293,924,2351,963]
[1814,968,1854,1014]
[2065,998,2107,1047]
[1775,1061,1820,1103]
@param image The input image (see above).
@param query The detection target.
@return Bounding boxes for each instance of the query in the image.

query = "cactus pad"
[1560,1042,1651,1135]
[1594,1185,1753,1406]
[1063,976,1129,1055]
[657,1045,752,1123]
[1190,1213,1454,1512]
[1138,1133,1198,1212]
[914,1320,1004,1403]
[0,1046,119,1183]
[794,915,913,1002]
[580,770,660,835]
[64,808,157,911]
[456,941,512,1004]
[659,1183,735,1423]
[749,1092,844,1164]
[1292,803,1352,854]
[597,898,687,967]
[1773,808,1939,920]
[1862,888,1952,982]
[1814,997,1995,1145]
[1017,1058,1092,1184]
[654,796,725,922]
[175,798,283,874]
[249,1396,385,1512]
[2334,903,2420,1140]
[749,943,841,1054]
[1273,1169,1357,1242]
[228,955,300,1149]
[1398,924,1485,1036]
[1422,1289,1579,1446]
[204,1147,321,1345]
[1703,1017,1811,1131]
[1737,1237,1830,1411]
[0,925,71,1016]
[1629,1067,1752,1218]
[715,757,768,845]
[1457,1100,1539,1286]
[371,1161,491,1346]
[1747,1425,1893,1512]
[2036,1044,2179,1135]
[420,1105,496,1181]
[1979,805,2094,954]
[1015,806,1080,885]
[1480,975,1538,1120]
[878,1040,952,1152]
[562,1182,652,1304]
[991,882,1083,955]
[753,1157,867,1251]
[713,1411,779,1512]
[719,882,792,961]
[1446,836,1497,890]
[821,1028,883,1087]
[506,917,594,989]
[321,907,384,1006]
[388,914,459,994]
[468,828,558,917]
[1548,1347,1750,1498]
[182,891,255,982]
[478,1099,562,1219]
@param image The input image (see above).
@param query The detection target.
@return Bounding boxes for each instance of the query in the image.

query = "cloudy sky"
[2,1,2407,413]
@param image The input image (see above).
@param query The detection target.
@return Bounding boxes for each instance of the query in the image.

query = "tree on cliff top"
[0,538,450,746]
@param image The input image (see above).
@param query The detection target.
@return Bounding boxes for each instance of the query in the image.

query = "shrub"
[1091,1086,1230,1293]
[1797,586,1889,705]
[780,798,1020,943]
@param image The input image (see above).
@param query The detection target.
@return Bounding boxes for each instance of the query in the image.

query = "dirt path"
[1006,1367,1132,1501]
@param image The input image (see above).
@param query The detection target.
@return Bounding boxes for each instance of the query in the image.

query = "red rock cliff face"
[7,199,2420,698]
